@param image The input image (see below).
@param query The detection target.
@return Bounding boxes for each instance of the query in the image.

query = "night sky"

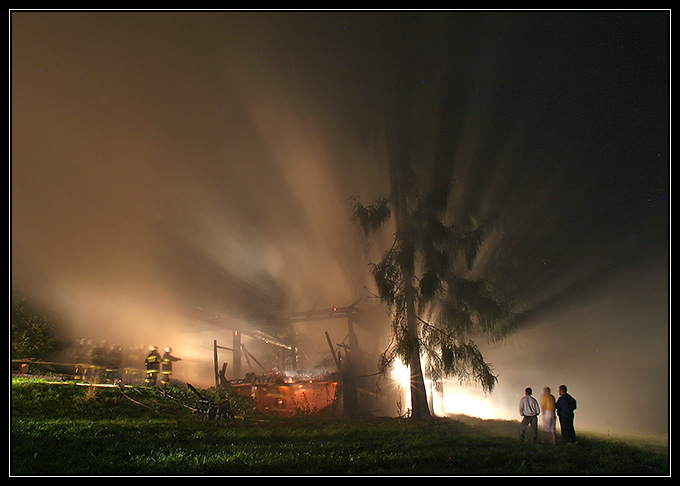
[11,10,669,438]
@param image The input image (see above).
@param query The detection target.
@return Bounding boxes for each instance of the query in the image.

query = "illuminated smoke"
[11,12,668,438]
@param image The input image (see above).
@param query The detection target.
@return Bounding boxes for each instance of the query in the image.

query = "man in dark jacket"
[555,384,577,443]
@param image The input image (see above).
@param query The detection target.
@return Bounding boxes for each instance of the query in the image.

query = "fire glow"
[391,359,511,421]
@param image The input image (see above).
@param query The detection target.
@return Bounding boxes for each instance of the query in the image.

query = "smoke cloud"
[11,11,668,439]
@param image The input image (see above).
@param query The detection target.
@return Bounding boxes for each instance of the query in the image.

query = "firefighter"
[90,341,108,383]
[73,339,89,380]
[161,347,181,387]
[144,346,161,386]
[105,344,123,382]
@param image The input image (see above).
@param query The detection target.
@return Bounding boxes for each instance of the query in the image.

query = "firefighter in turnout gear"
[73,339,89,380]
[144,346,161,386]
[105,344,123,382]
[161,347,181,387]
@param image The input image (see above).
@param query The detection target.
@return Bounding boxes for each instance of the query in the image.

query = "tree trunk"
[404,266,431,419]
[382,29,432,418]
[389,153,431,420]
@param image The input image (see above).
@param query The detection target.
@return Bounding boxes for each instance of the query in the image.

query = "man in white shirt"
[519,387,541,442]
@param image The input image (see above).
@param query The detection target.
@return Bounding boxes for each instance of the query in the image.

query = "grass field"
[10,377,669,476]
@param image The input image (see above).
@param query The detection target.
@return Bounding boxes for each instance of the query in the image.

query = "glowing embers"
[233,380,339,416]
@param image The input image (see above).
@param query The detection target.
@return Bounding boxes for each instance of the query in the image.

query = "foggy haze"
[11,11,668,439]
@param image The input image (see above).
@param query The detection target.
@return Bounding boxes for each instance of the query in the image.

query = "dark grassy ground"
[10,377,669,476]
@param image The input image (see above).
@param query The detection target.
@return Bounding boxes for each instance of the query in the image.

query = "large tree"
[350,13,520,419]
[352,171,518,419]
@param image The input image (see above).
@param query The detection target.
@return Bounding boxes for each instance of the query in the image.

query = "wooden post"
[325,331,341,371]
[289,326,297,372]
[232,329,241,379]
[344,314,359,416]
[213,339,219,388]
